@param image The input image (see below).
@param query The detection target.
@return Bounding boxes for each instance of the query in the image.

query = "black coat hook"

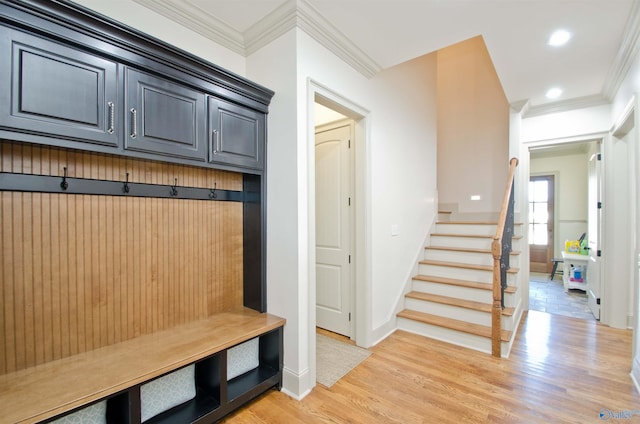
[122,172,130,194]
[209,182,217,199]
[60,167,68,191]
[170,178,178,197]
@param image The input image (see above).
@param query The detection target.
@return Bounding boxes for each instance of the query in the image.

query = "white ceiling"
[134,0,638,115]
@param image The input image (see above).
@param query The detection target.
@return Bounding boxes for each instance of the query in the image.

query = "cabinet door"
[0,27,119,147]
[209,98,265,170]
[125,68,206,161]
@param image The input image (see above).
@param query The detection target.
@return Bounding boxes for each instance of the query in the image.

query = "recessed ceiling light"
[548,29,572,46]
[546,87,563,99]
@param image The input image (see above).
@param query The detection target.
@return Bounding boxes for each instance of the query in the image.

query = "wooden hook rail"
[0,172,259,203]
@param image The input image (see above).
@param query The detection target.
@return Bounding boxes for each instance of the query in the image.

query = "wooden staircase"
[397,221,523,356]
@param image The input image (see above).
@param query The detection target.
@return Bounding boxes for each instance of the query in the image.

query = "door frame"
[523,134,607,312]
[307,80,372,387]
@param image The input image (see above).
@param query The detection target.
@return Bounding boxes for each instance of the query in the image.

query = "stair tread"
[397,309,512,342]
[413,274,517,293]
[425,246,521,255]
[405,291,515,316]
[419,259,519,274]
[431,233,523,240]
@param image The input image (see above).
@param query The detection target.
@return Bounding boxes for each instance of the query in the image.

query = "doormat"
[316,334,371,388]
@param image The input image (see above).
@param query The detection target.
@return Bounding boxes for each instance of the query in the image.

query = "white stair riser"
[412,279,491,302]
[397,317,491,354]
[404,298,492,326]
[397,317,511,357]
[411,280,516,307]
[434,223,524,237]
[418,264,517,285]
[424,249,520,267]
[435,223,496,236]
[429,235,522,251]
[430,235,492,250]
[404,298,516,328]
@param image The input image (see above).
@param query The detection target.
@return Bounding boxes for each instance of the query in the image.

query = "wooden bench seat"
[0,308,285,424]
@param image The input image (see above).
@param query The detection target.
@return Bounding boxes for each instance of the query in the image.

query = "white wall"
[521,89,637,340]
[521,105,612,143]
[247,30,436,397]
[246,30,309,397]
[249,29,438,397]
[366,53,438,334]
[71,0,246,75]
[610,54,640,389]
[436,37,510,216]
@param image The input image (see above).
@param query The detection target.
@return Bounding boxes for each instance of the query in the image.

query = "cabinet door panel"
[209,98,265,170]
[126,68,206,161]
[0,27,118,146]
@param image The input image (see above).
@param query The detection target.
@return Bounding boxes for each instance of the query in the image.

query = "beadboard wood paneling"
[0,142,244,374]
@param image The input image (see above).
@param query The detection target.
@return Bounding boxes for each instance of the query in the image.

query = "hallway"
[224,310,637,423]
[529,272,595,321]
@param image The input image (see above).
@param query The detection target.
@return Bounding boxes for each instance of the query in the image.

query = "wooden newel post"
[491,237,503,357]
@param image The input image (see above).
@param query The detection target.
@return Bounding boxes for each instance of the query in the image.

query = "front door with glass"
[529,175,555,273]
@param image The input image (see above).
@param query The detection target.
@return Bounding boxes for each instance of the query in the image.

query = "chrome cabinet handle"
[209,129,219,161]
[208,131,214,162]
[130,108,137,139]
[107,102,115,134]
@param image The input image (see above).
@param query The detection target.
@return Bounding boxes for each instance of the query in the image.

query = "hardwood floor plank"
[224,311,639,423]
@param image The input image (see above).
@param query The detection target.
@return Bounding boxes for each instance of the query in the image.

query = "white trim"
[281,366,312,400]
[603,1,640,102]
[612,95,637,137]
[524,95,609,118]
[523,133,607,325]
[134,0,382,78]
[307,79,372,360]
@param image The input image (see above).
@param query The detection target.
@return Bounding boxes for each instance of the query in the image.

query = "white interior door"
[587,146,602,320]
[315,123,352,336]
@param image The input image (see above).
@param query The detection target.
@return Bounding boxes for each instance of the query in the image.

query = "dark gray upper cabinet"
[0,26,119,147]
[0,0,273,174]
[125,68,206,161]
[209,98,265,170]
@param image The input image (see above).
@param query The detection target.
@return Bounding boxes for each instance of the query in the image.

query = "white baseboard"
[371,318,397,347]
[281,366,312,400]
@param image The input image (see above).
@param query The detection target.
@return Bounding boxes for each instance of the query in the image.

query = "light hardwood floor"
[223,311,639,423]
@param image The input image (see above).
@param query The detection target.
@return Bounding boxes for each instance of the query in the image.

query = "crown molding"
[509,99,529,115]
[602,0,640,101]
[243,0,298,55]
[523,94,609,118]
[134,0,381,78]
[245,0,380,77]
[292,0,381,77]
[132,0,245,54]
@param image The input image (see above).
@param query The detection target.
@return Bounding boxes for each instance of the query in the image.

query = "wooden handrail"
[491,157,519,357]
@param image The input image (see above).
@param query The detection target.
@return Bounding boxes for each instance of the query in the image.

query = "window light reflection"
[525,312,551,362]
